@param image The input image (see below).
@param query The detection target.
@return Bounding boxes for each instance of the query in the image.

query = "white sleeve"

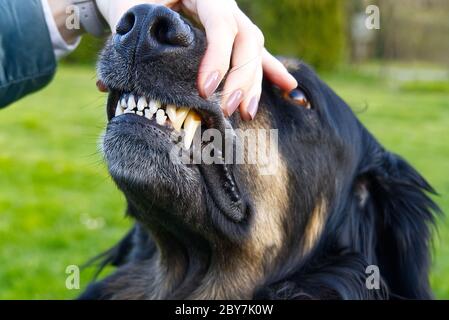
[41,0,81,59]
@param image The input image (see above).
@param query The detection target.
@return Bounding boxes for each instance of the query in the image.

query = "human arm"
[0,0,56,108]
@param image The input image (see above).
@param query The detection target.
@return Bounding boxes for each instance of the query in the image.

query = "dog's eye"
[283,88,311,109]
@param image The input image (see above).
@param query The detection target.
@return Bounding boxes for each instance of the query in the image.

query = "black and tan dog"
[81,4,439,300]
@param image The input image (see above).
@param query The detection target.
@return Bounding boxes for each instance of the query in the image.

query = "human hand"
[179,0,298,121]
[95,0,298,121]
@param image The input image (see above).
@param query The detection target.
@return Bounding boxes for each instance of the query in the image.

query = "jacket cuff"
[0,0,57,108]
[41,0,81,59]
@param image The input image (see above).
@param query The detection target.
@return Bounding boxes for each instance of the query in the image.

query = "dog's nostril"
[116,12,136,35]
[150,17,192,47]
[151,18,170,44]
[113,5,195,59]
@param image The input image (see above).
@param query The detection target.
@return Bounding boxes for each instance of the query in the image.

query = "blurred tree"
[238,0,347,70]
[375,0,449,65]
[63,0,347,70]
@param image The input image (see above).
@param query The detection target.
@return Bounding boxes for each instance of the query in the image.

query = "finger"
[192,0,239,98]
[221,40,261,117]
[221,20,264,117]
[262,49,298,91]
[239,63,263,121]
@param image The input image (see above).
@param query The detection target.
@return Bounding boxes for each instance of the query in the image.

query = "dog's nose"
[114,4,194,60]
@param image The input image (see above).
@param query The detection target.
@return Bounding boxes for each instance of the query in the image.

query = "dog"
[80,4,439,299]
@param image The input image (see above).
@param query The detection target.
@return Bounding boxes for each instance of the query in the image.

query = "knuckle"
[215,18,230,32]
[221,15,239,36]
[242,24,264,48]
[208,15,237,39]
[229,21,239,37]
[253,27,265,47]
[227,76,250,92]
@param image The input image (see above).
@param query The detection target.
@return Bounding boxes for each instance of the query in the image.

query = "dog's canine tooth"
[115,104,124,116]
[117,100,125,111]
[156,109,167,125]
[166,105,189,132]
[144,109,153,120]
[137,96,147,111]
[120,96,127,109]
[148,100,160,114]
[166,105,176,122]
[183,110,201,150]
[128,94,137,110]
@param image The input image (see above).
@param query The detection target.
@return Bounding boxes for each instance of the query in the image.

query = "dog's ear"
[351,151,440,299]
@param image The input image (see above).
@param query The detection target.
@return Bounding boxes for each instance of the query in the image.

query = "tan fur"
[191,109,289,299]
[301,199,328,256]
[241,109,287,255]
[104,243,189,299]
[104,109,293,300]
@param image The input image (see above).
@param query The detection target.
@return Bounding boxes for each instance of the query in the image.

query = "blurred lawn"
[0,64,448,299]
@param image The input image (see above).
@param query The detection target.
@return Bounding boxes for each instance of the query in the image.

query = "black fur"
[80,4,440,300]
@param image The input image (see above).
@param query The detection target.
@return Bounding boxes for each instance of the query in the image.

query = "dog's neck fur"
[106,220,269,300]
[147,224,267,299]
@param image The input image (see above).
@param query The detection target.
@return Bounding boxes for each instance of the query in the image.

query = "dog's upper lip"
[106,87,227,136]
[96,80,109,93]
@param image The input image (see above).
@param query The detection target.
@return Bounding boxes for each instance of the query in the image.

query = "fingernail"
[225,90,244,116]
[203,71,221,98]
[247,96,260,120]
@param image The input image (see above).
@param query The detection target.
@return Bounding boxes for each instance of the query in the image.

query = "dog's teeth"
[124,109,135,114]
[115,104,124,116]
[166,105,189,132]
[149,100,160,114]
[183,110,201,150]
[156,109,167,125]
[166,104,176,121]
[128,94,136,109]
[120,97,127,109]
[144,109,153,120]
[137,96,147,111]
[136,111,143,116]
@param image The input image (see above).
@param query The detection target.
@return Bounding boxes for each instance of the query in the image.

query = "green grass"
[0,64,448,299]
[399,81,449,94]
[0,65,129,299]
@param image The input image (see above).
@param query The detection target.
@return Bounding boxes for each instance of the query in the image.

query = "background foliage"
[239,0,346,70]
[63,0,347,70]
[62,34,106,66]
